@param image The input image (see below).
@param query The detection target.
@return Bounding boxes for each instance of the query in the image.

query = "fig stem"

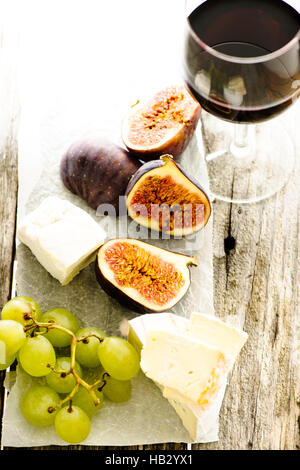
[160,154,174,163]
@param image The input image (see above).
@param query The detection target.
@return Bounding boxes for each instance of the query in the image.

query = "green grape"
[55,405,91,444]
[20,385,60,426]
[19,335,56,377]
[71,385,103,416]
[0,353,16,371]
[103,375,132,402]
[46,357,82,394]
[1,296,41,326]
[75,326,106,368]
[41,308,79,348]
[0,319,26,359]
[97,337,140,381]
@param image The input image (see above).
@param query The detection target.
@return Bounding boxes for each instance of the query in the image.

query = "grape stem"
[77,333,104,344]
[91,372,110,392]
[23,317,107,409]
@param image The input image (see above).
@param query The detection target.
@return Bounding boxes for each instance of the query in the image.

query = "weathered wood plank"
[1,109,298,452]
[4,445,141,451]
[10,443,186,451]
[0,21,20,448]
[1,0,299,448]
[193,109,300,450]
[0,103,19,446]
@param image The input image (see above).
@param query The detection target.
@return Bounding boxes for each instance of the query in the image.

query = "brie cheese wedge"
[128,312,247,442]
[163,381,226,443]
[141,329,228,406]
[17,196,106,285]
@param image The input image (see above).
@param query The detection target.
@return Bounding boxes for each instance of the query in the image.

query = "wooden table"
[0,0,299,451]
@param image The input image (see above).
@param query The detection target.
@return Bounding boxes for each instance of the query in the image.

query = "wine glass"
[183,0,300,204]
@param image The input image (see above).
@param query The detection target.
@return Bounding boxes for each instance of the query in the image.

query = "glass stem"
[230,124,253,159]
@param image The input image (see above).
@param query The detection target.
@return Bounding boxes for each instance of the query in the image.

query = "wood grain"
[192,110,300,450]
[1,112,299,452]
[1,11,299,449]
[1,109,299,452]
[0,110,19,445]
[0,23,19,447]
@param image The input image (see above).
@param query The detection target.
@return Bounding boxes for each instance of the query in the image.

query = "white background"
[1,0,188,219]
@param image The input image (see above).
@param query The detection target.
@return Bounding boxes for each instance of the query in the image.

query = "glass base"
[201,119,295,204]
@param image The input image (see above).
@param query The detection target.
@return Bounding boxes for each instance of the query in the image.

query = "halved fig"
[95,238,197,314]
[125,155,211,236]
[60,137,141,214]
[121,85,201,161]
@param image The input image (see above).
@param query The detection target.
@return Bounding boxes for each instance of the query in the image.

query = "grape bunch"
[0,296,140,444]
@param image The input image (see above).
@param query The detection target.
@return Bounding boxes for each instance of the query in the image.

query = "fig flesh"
[95,238,197,313]
[60,137,141,214]
[121,85,201,161]
[125,155,211,236]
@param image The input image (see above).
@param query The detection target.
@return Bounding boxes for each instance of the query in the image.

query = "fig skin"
[95,238,197,314]
[60,137,141,214]
[121,85,201,162]
[125,155,211,236]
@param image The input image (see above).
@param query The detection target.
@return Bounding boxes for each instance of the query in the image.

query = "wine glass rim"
[186,16,300,65]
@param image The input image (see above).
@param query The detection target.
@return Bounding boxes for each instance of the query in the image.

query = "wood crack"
[224,171,236,291]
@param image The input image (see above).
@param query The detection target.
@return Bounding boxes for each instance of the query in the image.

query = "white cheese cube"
[17,196,106,285]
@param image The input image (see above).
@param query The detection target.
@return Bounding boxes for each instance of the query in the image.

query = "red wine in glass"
[184,0,300,124]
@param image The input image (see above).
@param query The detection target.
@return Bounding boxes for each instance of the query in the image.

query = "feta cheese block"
[128,312,247,442]
[17,196,106,285]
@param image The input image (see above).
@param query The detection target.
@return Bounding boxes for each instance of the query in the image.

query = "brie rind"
[17,196,106,285]
[163,381,227,442]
